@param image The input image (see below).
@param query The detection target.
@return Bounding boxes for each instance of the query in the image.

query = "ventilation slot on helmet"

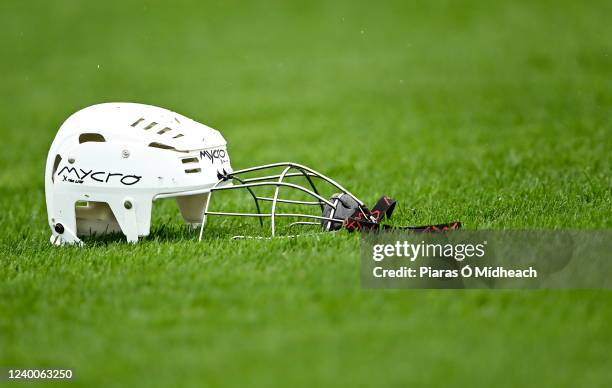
[144,122,158,130]
[51,154,62,183]
[157,127,172,135]
[172,134,184,139]
[131,118,144,127]
[79,133,106,143]
[185,168,201,174]
[148,142,187,153]
[181,157,199,164]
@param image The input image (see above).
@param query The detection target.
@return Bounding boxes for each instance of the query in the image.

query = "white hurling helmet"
[45,103,370,245]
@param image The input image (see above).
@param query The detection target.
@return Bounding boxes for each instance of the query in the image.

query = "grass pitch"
[1,0,611,386]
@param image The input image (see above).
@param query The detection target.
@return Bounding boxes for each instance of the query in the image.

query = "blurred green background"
[0,0,610,387]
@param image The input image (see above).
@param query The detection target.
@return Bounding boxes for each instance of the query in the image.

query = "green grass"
[1,0,611,386]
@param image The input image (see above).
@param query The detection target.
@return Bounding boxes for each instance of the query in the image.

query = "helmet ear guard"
[176,193,210,225]
[49,191,154,245]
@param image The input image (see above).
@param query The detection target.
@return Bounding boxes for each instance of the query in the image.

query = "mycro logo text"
[199,149,227,164]
[58,166,141,186]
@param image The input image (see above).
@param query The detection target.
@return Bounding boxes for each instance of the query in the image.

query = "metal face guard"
[198,162,369,239]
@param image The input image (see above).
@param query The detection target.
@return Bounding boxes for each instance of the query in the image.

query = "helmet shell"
[45,102,232,244]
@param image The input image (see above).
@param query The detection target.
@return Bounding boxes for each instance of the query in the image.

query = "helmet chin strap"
[338,195,462,233]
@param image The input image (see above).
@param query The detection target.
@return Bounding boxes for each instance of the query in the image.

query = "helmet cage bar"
[198,163,366,240]
[288,221,321,228]
[255,197,323,205]
[229,162,364,206]
[229,175,264,227]
[236,171,318,182]
[235,168,325,212]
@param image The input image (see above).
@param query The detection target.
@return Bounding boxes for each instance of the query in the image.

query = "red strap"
[343,195,461,233]
[370,196,396,222]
